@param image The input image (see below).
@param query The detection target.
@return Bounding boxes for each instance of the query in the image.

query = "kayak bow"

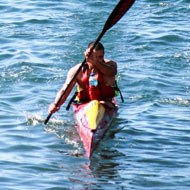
[72,99,118,158]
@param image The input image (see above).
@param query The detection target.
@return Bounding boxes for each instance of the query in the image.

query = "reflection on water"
[68,148,125,190]
[69,122,126,189]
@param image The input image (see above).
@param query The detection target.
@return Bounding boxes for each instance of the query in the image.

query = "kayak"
[72,99,118,158]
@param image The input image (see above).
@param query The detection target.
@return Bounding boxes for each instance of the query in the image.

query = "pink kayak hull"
[72,100,118,158]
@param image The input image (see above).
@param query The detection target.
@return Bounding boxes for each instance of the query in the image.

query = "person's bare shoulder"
[67,63,83,82]
[104,59,117,75]
[104,59,117,68]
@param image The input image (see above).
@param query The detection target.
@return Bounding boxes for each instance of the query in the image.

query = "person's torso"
[76,64,115,101]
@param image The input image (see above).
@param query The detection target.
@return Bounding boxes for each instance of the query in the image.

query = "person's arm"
[85,49,117,76]
[94,59,117,76]
[48,65,80,114]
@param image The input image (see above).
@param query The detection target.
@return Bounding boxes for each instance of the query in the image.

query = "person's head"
[87,42,104,62]
[88,41,104,52]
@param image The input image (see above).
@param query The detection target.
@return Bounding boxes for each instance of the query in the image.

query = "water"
[0,0,190,189]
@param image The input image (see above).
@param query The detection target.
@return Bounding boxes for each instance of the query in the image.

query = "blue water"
[0,0,190,189]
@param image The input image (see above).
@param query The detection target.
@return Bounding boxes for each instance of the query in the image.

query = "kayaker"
[48,42,122,114]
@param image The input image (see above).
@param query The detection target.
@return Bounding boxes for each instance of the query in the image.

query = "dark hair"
[88,41,104,51]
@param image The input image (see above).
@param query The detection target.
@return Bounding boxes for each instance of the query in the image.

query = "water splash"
[24,111,74,127]
[24,111,83,155]
[24,111,44,126]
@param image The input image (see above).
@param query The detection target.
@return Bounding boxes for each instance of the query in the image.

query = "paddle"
[44,0,136,125]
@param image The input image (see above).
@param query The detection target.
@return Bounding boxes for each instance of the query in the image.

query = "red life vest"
[77,69,115,101]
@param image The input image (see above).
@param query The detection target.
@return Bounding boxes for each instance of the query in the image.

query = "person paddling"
[48,42,121,114]
[44,0,135,124]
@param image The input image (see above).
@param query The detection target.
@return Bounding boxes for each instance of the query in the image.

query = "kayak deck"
[72,100,118,158]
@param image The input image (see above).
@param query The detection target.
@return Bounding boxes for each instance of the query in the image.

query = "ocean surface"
[0,0,190,189]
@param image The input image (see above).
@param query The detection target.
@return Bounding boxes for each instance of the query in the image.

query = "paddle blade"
[103,0,136,31]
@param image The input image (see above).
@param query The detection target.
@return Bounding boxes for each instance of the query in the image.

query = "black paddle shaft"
[44,0,136,125]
